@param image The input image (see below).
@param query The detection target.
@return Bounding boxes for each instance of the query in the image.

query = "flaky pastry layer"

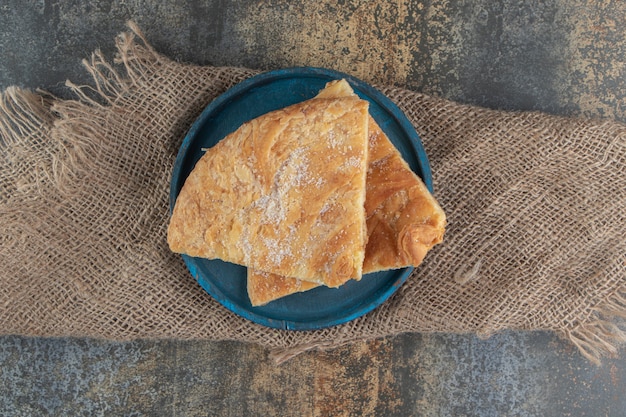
[247,80,446,306]
[168,95,370,287]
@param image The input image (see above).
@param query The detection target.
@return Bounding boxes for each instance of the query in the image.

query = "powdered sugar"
[262,236,292,267]
[246,147,315,269]
[342,155,362,170]
[328,130,340,148]
[254,147,311,226]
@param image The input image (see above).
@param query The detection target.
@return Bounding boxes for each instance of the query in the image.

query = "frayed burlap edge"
[564,290,626,363]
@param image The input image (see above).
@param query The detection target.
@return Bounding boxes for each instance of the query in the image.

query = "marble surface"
[1,1,625,415]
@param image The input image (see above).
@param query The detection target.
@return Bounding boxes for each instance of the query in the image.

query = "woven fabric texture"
[1,23,624,362]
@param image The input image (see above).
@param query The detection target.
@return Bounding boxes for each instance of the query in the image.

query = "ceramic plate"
[170,67,432,330]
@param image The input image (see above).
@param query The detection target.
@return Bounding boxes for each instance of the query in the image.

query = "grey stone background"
[1,1,625,415]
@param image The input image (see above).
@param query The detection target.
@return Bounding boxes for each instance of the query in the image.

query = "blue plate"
[170,67,432,330]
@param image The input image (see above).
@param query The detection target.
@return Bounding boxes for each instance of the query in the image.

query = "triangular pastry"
[247,80,446,306]
[168,94,370,288]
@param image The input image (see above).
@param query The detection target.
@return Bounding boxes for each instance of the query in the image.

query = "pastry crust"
[247,270,319,307]
[168,95,370,287]
[247,80,446,306]
[361,120,446,272]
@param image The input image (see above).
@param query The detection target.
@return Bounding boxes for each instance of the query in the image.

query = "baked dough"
[247,270,319,307]
[167,94,370,287]
[247,80,446,306]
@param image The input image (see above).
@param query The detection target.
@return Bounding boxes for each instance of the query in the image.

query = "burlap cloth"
[1,23,624,363]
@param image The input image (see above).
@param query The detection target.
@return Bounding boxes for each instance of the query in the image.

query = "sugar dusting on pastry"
[168,93,370,287]
[170,78,446,306]
[245,79,446,305]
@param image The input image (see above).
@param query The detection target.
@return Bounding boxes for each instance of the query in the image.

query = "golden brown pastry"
[167,94,370,288]
[247,80,446,306]
[247,270,319,307]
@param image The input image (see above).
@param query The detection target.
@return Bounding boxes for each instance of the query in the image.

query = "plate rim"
[170,66,432,330]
